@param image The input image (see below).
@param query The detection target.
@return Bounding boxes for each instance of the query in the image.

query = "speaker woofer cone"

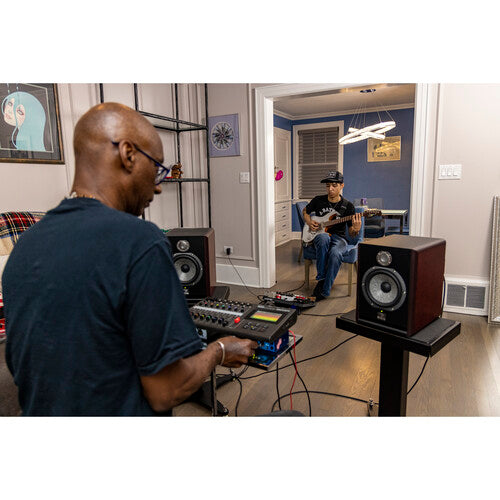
[361,266,407,311]
[173,253,203,285]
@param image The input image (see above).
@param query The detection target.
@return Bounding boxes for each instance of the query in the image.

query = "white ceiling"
[273,83,415,118]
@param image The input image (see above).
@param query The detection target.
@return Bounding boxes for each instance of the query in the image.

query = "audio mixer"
[189,298,298,343]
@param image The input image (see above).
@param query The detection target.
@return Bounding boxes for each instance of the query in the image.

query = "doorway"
[254,83,437,288]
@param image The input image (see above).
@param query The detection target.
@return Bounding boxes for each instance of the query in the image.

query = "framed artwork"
[208,113,240,157]
[367,136,401,162]
[0,83,64,164]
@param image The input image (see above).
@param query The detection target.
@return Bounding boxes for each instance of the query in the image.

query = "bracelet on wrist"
[216,340,225,365]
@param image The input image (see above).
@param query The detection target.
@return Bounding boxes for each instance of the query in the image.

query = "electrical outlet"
[224,246,233,255]
[239,172,250,184]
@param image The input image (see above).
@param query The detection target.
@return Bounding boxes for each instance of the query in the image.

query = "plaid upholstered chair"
[0,211,45,344]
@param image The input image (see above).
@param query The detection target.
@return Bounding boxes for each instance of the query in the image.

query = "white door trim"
[255,83,434,288]
[409,83,440,236]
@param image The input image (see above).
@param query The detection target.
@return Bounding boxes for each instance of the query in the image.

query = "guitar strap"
[339,198,349,213]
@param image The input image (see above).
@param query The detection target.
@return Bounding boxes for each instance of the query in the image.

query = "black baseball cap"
[320,171,344,184]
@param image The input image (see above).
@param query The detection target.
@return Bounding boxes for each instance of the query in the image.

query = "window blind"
[298,127,339,199]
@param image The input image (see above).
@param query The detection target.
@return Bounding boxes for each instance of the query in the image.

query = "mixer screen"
[249,311,282,323]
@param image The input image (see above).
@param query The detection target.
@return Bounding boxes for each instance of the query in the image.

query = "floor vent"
[446,284,466,307]
[444,278,488,316]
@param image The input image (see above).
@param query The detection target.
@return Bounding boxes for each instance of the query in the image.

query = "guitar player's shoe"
[313,291,326,302]
[312,279,325,297]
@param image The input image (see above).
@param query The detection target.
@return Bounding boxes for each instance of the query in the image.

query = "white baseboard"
[216,262,262,288]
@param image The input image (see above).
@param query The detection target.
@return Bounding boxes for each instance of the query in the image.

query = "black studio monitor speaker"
[167,228,216,299]
[356,235,446,336]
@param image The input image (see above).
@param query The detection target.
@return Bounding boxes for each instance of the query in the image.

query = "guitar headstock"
[364,209,382,217]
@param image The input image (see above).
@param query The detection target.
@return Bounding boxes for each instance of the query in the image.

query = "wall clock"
[208,113,240,157]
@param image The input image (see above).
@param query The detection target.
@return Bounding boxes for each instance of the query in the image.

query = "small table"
[380,209,408,234]
[336,310,461,416]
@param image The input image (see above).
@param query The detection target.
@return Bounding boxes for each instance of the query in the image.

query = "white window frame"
[292,120,344,201]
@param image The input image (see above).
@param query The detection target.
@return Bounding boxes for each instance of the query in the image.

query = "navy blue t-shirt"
[3,198,203,416]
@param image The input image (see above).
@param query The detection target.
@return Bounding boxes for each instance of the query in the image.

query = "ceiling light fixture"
[339,88,396,146]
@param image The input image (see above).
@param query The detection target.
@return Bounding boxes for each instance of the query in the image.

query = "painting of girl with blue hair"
[2,91,47,151]
[0,84,64,163]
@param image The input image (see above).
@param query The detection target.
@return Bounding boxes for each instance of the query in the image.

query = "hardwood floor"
[1,239,499,417]
[174,240,500,417]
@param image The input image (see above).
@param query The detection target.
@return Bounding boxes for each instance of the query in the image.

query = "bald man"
[2,103,257,416]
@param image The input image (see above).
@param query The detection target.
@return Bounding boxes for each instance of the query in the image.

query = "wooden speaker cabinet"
[356,235,446,336]
[167,228,216,299]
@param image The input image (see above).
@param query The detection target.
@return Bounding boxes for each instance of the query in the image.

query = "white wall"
[430,84,500,280]
[208,84,260,286]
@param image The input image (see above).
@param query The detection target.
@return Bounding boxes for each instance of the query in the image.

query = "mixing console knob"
[212,317,217,323]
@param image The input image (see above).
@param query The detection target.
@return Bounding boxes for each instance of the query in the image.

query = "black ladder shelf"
[99,83,211,227]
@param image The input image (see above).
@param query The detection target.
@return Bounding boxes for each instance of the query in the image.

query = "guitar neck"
[323,213,357,228]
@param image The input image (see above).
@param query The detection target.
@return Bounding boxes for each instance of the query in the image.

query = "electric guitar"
[302,209,381,245]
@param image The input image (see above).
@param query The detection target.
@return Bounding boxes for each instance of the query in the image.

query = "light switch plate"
[439,164,462,180]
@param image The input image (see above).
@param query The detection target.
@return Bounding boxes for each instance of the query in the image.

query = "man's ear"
[118,140,136,173]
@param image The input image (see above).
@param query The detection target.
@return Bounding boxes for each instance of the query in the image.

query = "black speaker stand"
[336,310,461,416]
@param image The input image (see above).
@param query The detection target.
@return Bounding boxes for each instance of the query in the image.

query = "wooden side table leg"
[378,343,409,416]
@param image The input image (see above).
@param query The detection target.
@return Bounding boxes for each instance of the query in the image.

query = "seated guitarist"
[303,171,362,301]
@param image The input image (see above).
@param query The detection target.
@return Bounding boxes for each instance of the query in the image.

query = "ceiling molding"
[273,108,294,120]
[274,102,415,121]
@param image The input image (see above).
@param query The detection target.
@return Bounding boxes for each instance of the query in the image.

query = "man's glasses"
[111,141,170,185]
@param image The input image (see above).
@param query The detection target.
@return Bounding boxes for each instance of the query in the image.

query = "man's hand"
[303,211,320,231]
[349,212,362,238]
[352,212,362,232]
[140,336,258,412]
[216,336,258,368]
[308,220,320,231]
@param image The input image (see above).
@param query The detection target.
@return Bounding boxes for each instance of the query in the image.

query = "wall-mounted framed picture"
[367,136,401,162]
[0,83,64,164]
[208,113,240,157]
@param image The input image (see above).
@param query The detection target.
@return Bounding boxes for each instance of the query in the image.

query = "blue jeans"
[312,233,349,297]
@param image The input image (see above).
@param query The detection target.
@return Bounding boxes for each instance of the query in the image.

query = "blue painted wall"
[274,108,414,232]
[273,114,292,131]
